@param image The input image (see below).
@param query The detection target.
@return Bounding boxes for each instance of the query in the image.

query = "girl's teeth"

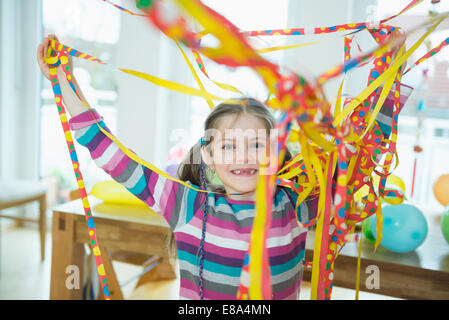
[232,169,256,175]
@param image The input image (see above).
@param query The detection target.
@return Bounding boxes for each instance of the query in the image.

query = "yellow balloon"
[90,180,147,206]
[354,174,405,204]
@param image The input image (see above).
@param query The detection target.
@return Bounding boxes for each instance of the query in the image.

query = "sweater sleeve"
[282,187,318,230]
[68,109,200,231]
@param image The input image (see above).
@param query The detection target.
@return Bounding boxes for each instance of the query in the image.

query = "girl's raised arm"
[37,36,199,231]
[67,109,197,231]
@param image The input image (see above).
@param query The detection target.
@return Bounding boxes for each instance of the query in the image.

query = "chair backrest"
[69,189,81,201]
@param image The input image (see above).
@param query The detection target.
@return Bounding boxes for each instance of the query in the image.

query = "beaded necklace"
[198,139,209,300]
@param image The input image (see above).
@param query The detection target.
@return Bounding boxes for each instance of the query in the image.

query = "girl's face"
[203,113,271,201]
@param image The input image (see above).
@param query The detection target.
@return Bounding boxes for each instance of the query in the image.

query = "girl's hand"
[36,34,73,80]
[36,34,88,117]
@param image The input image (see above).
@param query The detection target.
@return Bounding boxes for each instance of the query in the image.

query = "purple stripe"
[87,133,108,156]
[195,214,252,236]
[269,239,305,266]
[138,167,155,207]
[177,240,245,268]
[207,215,252,233]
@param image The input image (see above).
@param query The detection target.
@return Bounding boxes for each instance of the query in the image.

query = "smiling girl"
[38,35,317,300]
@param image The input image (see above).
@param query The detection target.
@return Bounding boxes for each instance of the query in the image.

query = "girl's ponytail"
[177,141,203,187]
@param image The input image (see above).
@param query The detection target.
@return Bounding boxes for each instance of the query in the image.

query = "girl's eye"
[251,142,265,148]
[222,144,235,150]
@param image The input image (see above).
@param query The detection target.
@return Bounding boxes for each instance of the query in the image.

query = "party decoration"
[433,174,449,206]
[441,208,449,245]
[43,44,110,300]
[45,0,449,300]
[362,215,375,242]
[90,180,147,206]
[371,203,428,252]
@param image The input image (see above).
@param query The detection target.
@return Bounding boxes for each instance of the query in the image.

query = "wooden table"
[0,180,47,261]
[303,211,449,299]
[50,196,177,300]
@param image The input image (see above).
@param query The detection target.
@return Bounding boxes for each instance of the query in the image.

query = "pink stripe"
[109,154,130,178]
[143,193,155,207]
[189,215,251,241]
[91,138,113,159]
[159,178,173,212]
[102,148,125,172]
[268,219,306,238]
[270,212,297,228]
[200,207,297,233]
[148,169,159,196]
[179,286,200,300]
[180,278,200,299]
[68,110,103,130]
[161,181,178,222]
[175,225,307,258]
[202,289,237,300]
[205,214,252,233]
[225,196,255,206]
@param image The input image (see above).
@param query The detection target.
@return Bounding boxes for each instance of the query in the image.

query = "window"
[370,0,449,208]
[40,0,121,203]
[179,0,290,159]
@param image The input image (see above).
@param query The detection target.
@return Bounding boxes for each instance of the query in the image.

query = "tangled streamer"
[46,0,448,300]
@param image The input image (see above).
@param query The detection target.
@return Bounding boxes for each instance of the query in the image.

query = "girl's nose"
[235,144,259,165]
[235,144,249,164]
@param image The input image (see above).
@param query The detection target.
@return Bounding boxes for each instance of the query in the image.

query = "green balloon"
[442,209,449,245]
[363,216,375,242]
[137,0,152,9]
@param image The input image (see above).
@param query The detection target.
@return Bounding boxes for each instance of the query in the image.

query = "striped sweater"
[69,109,317,300]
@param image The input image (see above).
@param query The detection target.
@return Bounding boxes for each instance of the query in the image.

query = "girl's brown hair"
[177,97,291,188]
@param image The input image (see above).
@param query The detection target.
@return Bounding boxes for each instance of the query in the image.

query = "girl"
[37,35,317,300]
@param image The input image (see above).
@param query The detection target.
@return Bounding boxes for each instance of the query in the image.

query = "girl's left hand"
[37,34,74,80]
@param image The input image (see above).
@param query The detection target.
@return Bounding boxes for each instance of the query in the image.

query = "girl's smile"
[203,112,271,201]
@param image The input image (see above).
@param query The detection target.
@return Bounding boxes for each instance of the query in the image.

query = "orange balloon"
[433,174,449,206]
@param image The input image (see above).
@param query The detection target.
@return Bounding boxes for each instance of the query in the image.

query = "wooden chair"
[68,189,178,300]
[0,180,47,261]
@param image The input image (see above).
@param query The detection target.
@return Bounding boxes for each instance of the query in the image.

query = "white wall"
[115,3,193,169]
[285,0,378,109]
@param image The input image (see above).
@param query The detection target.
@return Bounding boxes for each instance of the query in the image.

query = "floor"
[0,225,400,300]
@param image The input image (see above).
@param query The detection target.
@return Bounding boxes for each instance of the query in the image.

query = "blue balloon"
[371,203,428,253]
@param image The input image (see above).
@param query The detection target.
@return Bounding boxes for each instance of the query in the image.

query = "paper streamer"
[65,0,448,301]
[44,42,110,300]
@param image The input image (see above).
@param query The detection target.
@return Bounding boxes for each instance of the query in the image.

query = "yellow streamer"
[309,153,332,300]
[175,42,214,109]
[355,223,363,300]
[120,68,225,101]
[357,45,405,142]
